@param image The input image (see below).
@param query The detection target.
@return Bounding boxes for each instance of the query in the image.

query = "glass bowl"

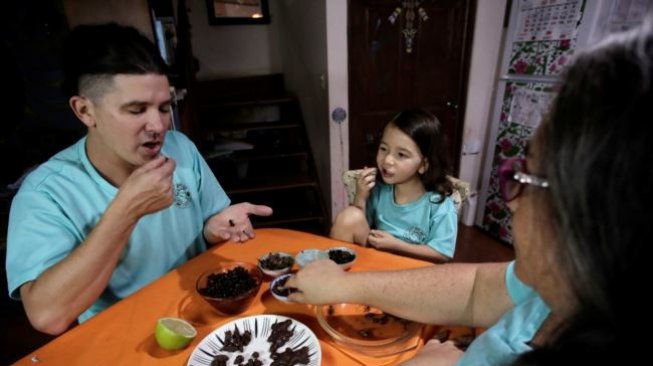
[295,249,328,268]
[327,246,357,270]
[196,262,263,315]
[257,251,294,277]
[316,303,423,357]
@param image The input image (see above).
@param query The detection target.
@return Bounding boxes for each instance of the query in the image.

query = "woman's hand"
[203,202,273,243]
[285,260,349,304]
[352,167,377,209]
[398,339,463,366]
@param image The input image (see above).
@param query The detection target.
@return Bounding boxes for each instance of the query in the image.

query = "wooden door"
[348,0,476,173]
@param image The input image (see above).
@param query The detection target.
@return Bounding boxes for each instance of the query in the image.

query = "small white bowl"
[327,247,357,270]
[257,252,294,277]
[270,273,294,302]
[295,249,328,268]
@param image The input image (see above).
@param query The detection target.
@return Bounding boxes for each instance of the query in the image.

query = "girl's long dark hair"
[389,109,453,201]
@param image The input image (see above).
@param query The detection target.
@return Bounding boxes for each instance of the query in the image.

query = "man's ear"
[69,96,96,128]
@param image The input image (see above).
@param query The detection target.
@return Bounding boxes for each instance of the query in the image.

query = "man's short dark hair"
[61,22,168,98]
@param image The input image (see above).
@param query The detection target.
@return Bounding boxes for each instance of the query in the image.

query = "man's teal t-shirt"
[456,261,551,366]
[6,131,230,322]
[365,181,457,257]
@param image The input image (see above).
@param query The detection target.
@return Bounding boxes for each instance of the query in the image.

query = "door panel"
[348,0,476,173]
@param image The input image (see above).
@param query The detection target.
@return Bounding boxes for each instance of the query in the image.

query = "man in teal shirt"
[6,23,272,334]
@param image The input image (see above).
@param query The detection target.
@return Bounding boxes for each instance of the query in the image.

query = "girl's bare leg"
[329,206,370,245]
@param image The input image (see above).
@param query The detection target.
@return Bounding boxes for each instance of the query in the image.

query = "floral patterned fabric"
[509,39,575,76]
[482,3,584,243]
[482,82,553,243]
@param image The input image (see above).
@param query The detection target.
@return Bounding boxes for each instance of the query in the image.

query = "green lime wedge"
[155,317,197,350]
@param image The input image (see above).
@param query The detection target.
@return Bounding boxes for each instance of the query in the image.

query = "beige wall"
[326,0,350,218]
[458,0,507,225]
[275,0,331,215]
[188,0,281,79]
[63,0,154,40]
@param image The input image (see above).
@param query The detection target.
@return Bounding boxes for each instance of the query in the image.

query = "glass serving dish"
[316,303,423,357]
[295,249,328,268]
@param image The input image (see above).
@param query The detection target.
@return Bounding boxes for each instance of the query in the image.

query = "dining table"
[13,228,462,366]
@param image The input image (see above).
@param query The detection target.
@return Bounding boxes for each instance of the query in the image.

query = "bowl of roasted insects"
[326,247,357,270]
[196,261,263,315]
[257,251,295,277]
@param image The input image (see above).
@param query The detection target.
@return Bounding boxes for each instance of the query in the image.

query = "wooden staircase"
[192,74,328,235]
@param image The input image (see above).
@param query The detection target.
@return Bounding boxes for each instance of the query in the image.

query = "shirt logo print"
[406,227,427,244]
[174,183,191,208]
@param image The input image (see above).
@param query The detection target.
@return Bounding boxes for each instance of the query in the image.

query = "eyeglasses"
[498,157,549,202]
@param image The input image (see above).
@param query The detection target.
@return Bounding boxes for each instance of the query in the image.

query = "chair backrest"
[342,169,471,214]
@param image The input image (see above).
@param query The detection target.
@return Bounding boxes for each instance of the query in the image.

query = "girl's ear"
[419,159,429,175]
[69,96,97,128]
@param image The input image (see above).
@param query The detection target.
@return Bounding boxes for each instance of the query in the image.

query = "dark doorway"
[348,0,476,174]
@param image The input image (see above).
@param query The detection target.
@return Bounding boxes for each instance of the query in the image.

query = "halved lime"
[155,317,197,350]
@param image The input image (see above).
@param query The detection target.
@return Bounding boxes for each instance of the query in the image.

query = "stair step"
[225,175,319,194]
[201,96,294,108]
[194,74,329,234]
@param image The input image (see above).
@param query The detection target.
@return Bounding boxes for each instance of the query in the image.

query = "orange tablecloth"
[14,229,437,366]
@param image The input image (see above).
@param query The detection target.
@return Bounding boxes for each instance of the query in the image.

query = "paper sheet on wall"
[507,86,555,128]
[603,0,652,36]
[515,0,584,42]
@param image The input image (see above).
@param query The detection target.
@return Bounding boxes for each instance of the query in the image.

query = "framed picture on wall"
[206,0,270,25]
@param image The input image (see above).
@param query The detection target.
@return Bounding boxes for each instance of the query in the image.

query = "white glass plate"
[187,314,321,366]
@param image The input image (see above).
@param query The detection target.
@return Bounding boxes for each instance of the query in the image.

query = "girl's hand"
[398,339,463,366]
[353,167,377,207]
[367,229,400,250]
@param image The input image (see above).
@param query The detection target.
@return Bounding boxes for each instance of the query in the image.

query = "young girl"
[330,109,457,262]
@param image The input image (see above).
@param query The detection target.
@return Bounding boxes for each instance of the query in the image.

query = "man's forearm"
[20,200,138,335]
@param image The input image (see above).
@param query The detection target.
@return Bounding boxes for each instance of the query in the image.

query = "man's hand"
[204,202,273,243]
[114,155,176,222]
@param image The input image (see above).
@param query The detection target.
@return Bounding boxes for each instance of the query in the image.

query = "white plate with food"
[187,314,321,366]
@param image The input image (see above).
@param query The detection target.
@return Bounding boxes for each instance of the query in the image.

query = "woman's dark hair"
[515,18,652,365]
[61,22,168,98]
[387,108,453,200]
[513,320,623,365]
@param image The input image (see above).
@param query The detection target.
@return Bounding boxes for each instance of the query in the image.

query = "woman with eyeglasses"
[285,16,651,366]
